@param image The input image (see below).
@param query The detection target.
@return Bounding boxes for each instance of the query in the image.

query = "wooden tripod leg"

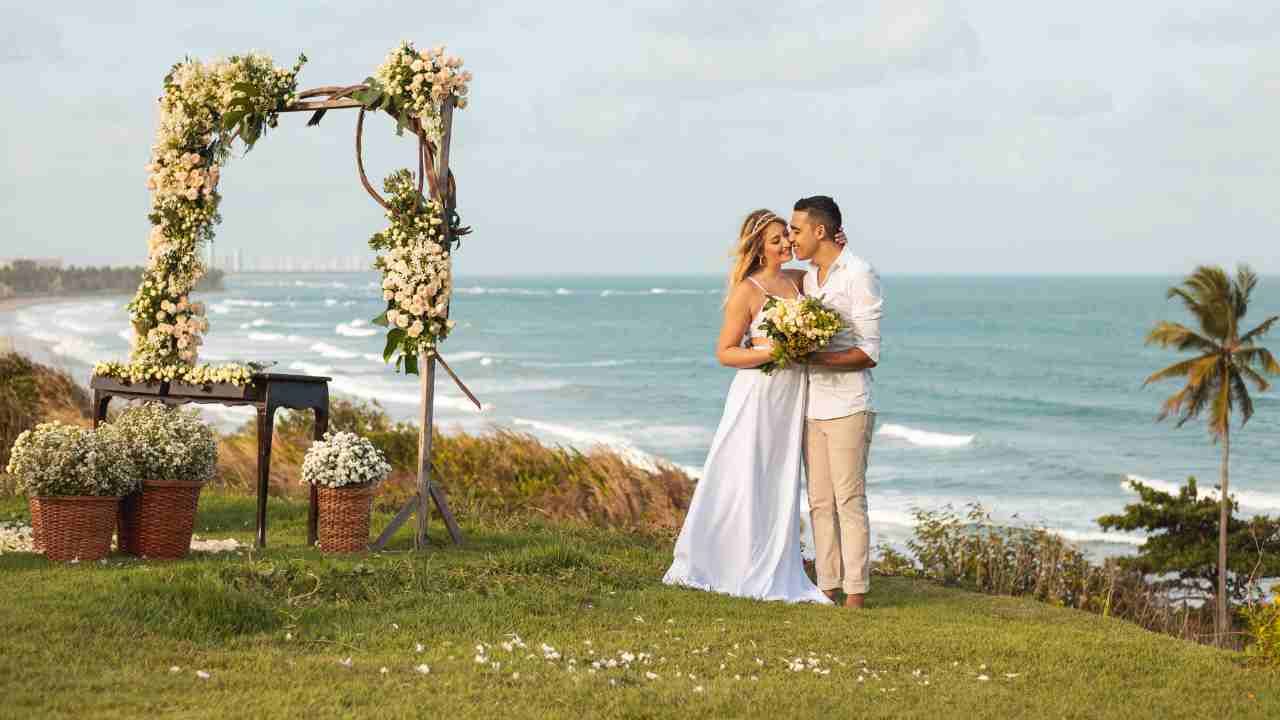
[429,482,463,546]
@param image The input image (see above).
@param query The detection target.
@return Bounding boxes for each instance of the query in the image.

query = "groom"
[789,196,883,609]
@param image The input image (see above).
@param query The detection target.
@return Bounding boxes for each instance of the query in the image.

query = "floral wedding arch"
[94,42,472,385]
[92,43,477,548]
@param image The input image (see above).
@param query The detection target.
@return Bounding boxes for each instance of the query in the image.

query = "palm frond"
[1172,376,1215,428]
[1238,364,1273,394]
[1177,266,1233,339]
[1234,263,1259,324]
[1144,321,1220,353]
[1142,353,1214,386]
[1230,370,1256,426]
[1237,347,1280,375]
[1241,315,1279,345]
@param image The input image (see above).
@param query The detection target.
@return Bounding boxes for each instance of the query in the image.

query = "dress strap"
[745,276,770,296]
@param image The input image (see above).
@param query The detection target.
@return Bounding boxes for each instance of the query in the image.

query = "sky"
[1,1,1278,275]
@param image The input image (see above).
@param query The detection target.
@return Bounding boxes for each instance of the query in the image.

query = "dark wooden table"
[90,372,331,549]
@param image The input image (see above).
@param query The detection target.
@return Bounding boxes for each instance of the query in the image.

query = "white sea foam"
[469,379,570,395]
[480,357,494,366]
[454,286,552,296]
[239,318,271,329]
[555,288,573,296]
[1054,528,1146,547]
[876,423,975,448]
[53,317,106,336]
[439,351,492,363]
[1123,474,1280,511]
[522,359,632,369]
[24,328,102,366]
[310,342,359,360]
[289,361,333,376]
[116,329,132,343]
[600,288,715,297]
[225,299,274,307]
[207,302,231,315]
[335,319,378,337]
[512,418,681,474]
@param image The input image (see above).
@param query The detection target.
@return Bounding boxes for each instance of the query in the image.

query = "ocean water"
[4,272,1279,553]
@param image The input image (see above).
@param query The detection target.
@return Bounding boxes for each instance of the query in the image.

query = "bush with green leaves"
[1244,596,1280,667]
[5,421,138,497]
[110,403,217,483]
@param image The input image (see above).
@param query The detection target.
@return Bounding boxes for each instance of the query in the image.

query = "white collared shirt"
[803,247,883,420]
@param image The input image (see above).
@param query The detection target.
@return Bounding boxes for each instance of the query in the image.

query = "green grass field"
[0,492,1275,719]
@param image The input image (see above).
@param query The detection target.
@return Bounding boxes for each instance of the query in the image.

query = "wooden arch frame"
[276,86,473,550]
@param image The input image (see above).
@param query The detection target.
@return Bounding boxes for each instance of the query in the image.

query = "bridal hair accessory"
[747,211,782,238]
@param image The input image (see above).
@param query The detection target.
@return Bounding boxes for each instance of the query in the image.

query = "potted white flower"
[5,422,138,561]
[111,403,217,559]
[302,431,392,553]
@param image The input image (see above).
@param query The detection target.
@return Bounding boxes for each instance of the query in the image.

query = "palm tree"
[1144,264,1279,646]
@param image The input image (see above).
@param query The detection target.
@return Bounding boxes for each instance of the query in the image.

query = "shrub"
[5,421,138,496]
[1244,596,1280,667]
[111,402,217,482]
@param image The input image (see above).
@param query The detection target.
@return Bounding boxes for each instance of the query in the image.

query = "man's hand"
[809,347,876,371]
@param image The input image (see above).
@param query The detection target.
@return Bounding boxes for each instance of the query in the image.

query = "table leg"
[255,405,276,549]
[307,405,329,547]
[92,391,111,428]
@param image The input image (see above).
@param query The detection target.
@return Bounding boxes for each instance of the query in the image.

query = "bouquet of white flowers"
[301,431,393,489]
[756,296,845,375]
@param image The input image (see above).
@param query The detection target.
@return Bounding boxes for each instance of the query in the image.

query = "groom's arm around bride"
[789,195,882,609]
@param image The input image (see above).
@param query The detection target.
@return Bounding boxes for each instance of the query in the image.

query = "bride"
[662,209,831,604]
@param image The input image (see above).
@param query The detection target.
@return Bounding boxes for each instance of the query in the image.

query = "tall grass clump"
[213,398,695,531]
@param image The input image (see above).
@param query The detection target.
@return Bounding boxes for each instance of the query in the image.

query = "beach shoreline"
[0,291,131,315]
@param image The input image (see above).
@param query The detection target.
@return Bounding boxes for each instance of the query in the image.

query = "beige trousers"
[805,411,875,595]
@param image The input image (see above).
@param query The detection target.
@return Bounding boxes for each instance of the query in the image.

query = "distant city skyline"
[3,2,1279,275]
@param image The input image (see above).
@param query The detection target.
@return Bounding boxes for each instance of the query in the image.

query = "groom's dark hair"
[794,196,842,239]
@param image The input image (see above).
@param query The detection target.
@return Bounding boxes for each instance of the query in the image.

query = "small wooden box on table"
[90,372,331,549]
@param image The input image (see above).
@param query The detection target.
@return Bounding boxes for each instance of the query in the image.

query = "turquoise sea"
[4,272,1278,553]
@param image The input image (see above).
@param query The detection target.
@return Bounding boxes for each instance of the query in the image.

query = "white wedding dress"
[662,278,831,604]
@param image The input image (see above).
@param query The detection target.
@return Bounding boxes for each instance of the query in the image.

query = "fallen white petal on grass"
[195,671,210,680]
[189,537,242,553]
[1004,673,1021,679]
[633,616,645,624]
[977,675,990,682]
[338,657,353,668]
[645,672,659,680]
[694,686,704,693]
[169,666,181,673]
[380,667,388,675]
[415,664,431,675]
[415,643,424,653]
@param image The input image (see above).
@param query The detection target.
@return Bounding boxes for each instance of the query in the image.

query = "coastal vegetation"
[1142,264,1280,644]
[0,261,224,299]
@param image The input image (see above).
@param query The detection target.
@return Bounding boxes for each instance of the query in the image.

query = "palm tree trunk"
[1217,424,1230,647]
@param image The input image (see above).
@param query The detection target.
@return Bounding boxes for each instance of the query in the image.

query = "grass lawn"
[0,492,1275,719]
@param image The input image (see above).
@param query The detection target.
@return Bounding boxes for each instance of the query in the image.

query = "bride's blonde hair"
[725,209,783,302]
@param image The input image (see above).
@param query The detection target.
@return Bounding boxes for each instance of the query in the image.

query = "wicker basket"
[38,495,120,562]
[28,496,45,553]
[316,483,374,553]
[118,480,204,559]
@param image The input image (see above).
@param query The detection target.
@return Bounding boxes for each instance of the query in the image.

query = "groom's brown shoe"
[844,593,865,609]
